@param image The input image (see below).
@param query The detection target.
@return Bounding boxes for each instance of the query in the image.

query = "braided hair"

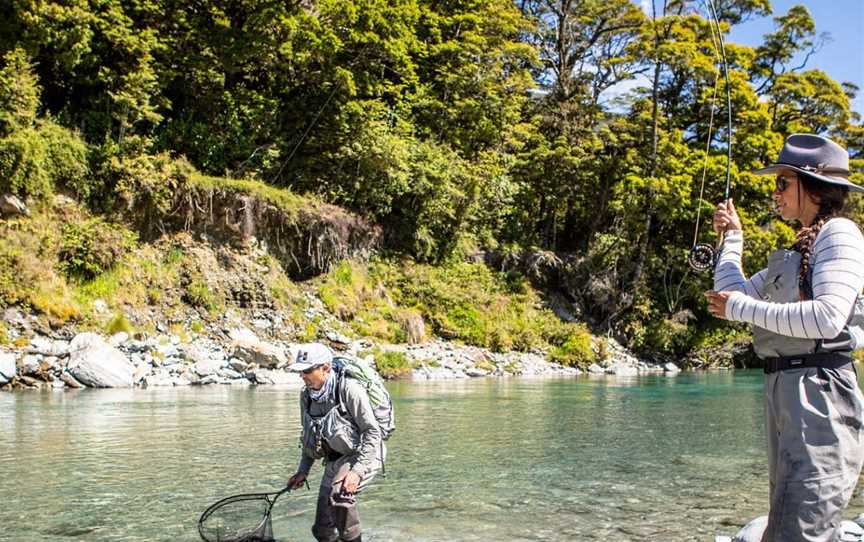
[792,171,849,299]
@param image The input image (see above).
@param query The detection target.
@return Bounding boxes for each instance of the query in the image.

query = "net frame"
[198,487,290,542]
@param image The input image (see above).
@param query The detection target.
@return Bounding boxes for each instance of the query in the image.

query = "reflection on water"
[1,372,863,541]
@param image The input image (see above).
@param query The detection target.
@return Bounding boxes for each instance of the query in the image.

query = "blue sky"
[727,0,864,116]
[634,0,864,116]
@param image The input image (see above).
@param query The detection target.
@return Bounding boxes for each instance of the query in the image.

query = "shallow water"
[2,371,863,541]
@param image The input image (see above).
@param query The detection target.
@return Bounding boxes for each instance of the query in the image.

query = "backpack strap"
[333,367,349,417]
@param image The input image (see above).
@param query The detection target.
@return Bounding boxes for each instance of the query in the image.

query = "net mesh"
[198,493,276,542]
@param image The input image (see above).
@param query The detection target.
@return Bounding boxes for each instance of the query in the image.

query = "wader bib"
[754,248,864,542]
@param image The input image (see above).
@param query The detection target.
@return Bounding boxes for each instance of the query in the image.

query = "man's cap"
[289,343,334,372]
[752,133,863,193]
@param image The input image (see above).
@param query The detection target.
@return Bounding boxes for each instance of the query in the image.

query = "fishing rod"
[687,0,733,272]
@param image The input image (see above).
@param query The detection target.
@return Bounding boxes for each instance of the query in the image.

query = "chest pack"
[753,247,864,358]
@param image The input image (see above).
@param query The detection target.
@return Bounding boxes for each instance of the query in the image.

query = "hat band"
[776,162,850,178]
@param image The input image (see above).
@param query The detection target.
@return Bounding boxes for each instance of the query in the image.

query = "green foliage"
[373,350,414,380]
[0,321,7,345]
[319,258,598,353]
[0,48,40,135]
[0,120,90,201]
[0,127,51,199]
[59,218,136,280]
[105,312,134,335]
[108,148,193,214]
[548,327,596,369]
[1,0,861,357]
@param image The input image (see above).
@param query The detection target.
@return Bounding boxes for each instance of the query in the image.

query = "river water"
[2,371,863,541]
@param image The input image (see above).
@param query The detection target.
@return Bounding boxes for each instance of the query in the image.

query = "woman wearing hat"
[706,133,864,542]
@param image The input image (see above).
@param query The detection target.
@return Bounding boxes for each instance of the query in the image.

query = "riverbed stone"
[108,332,129,347]
[19,354,41,376]
[217,368,242,380]
[249,368,295,385]
[732,515,767,542]
[664,362,681,373]
[192,358,224,377]
[144,369,174,387]
[607,364,638,376]
[465,368,488,377]
[67,332,136,388]
[326,331,352,345]
[228,358,248,372]
[0,352,15,384]
[231,337,287,369]
[60,371,85,388]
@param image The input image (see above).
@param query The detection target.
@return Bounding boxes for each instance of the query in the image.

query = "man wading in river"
[286,343,386,542]
[707,134,864,541]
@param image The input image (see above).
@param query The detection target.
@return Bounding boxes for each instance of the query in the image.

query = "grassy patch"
[373,350,415,380]
[105,312,134,335]
[189,173,311,219]
[318,258,595,355]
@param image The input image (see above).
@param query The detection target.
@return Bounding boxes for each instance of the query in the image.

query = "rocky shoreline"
[0,308,681,391]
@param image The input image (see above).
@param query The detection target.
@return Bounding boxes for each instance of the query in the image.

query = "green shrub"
[0,127,52,199]
[374,350,414,380]
[548,325,596,368]
[185,277,220,314]
[0,322,8,345]
[105,312,135,335]
[0,121,90,202]
[111,151,193,214]
[39,121,92,200]
[0,48,39,135]
[58,218,136,280]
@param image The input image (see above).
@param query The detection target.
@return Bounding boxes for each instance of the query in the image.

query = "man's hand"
[341,470,361,494]
[705,290,734,319]
[287,472,307,490]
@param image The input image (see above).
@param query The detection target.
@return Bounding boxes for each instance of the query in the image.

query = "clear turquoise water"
[2,371,863,541]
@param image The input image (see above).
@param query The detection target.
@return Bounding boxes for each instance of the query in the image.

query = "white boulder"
[0,352,16,384]
[67,333,136,388]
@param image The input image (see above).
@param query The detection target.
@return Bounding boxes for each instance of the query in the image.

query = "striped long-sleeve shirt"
[714,218,864,339]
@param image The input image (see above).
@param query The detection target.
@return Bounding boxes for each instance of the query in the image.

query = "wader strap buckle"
[763,351,853,374]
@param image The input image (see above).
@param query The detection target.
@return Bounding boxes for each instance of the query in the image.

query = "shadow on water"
[1,371,862,541]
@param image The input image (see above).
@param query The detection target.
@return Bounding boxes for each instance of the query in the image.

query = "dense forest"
[1,0,862,359]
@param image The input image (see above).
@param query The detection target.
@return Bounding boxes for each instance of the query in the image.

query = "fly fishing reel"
[688,243,717,272]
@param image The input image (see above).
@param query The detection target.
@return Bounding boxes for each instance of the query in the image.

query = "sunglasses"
[300,365,319,375]
[775,175,793,193]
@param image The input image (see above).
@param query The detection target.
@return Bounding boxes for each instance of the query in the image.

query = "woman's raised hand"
[713,198,742,235]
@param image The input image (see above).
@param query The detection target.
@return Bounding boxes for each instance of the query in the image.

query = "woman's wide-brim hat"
[753,133,863,193]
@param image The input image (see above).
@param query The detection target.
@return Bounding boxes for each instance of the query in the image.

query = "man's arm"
[341,379,382,479]
[296,391,316,476]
